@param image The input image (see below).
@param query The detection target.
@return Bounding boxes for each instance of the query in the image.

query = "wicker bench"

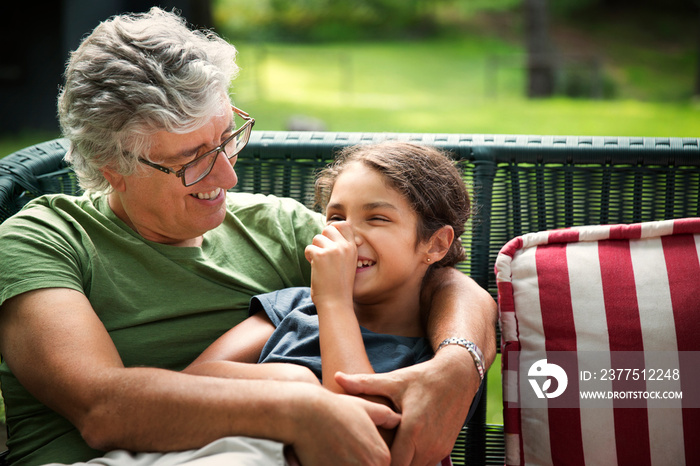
[1,132,699,465]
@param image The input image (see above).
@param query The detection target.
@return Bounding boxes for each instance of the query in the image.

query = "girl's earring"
[426,258,431,263]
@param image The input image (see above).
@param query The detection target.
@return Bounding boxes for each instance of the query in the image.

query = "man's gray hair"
[58,7,239,193]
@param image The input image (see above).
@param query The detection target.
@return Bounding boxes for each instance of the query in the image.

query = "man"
[0,7,496,466]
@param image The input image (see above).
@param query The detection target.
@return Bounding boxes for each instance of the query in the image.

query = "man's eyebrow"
[166,123,236,162]
[169,144,205,162]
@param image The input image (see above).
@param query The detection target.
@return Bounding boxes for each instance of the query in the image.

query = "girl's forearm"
[316,299,374,393]
[183,360,320,384]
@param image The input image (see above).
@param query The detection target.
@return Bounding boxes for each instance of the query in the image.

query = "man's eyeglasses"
[138,106,255,187]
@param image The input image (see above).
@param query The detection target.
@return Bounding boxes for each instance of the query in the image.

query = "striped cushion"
[496,218,700,466]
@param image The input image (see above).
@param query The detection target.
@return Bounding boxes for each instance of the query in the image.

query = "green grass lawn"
[229,38,700,138]
[3,35,698,154]
[485,354,502,424]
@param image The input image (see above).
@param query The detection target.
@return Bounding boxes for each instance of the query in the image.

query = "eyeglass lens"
[182,122,252,186]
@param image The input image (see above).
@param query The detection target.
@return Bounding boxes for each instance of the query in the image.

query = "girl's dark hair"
[314,141,471,268]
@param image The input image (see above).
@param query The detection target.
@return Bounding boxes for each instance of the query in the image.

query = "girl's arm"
[306,222,397,446]
[304,222,375,393]
[183,311,318,384]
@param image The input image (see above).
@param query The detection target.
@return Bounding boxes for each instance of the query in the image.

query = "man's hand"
[335,347,479,466]
[291,391,401,466]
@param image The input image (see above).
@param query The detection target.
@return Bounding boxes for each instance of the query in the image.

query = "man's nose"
[210,151,238,189]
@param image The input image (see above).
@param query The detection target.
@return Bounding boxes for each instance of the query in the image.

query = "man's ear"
[425,225,454,264]
[101,167,126,192]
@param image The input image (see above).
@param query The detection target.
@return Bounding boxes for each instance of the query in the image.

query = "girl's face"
[325,162,431,306]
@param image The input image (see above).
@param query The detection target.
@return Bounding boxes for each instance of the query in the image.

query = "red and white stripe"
[496,218,700,466]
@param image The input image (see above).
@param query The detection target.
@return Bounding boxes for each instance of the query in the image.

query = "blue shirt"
[253,287,433,381]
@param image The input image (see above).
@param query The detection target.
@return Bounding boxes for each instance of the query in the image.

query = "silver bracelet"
[436,337,485,381]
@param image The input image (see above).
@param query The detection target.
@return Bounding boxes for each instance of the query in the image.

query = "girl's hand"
[304,221,357,310]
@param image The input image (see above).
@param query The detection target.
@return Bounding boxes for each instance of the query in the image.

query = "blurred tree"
[525,0,555,97]
[231,0,447,40]
[540,0,700,99]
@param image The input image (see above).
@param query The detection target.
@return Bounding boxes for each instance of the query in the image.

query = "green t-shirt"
[0,192,323,465]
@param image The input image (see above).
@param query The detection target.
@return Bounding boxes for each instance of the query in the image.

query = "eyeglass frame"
[138,106,255,187]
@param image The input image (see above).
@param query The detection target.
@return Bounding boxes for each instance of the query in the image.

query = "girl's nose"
[350,224,363,246]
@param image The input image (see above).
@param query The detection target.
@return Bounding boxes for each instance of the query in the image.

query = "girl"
[184,141,476,459]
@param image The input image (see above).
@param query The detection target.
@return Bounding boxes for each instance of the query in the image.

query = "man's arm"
[422,266,497,377]
[0,287,399,465]
[337,267,497,466]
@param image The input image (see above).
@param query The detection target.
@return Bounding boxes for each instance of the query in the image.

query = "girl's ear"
[101,167,127,192]
[425,225,454,264]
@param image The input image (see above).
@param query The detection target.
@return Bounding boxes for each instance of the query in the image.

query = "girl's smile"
[356,257,376,272]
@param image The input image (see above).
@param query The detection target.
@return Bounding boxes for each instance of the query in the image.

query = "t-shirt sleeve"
[248,287,314,326]
[0,200,88,306]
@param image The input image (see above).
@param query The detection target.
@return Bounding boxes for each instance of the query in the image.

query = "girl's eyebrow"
[363,201,398,211]
[326,201,398,212]
[326,201,343,212]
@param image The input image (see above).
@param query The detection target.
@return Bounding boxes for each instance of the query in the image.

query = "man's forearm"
[77,368,322,452]
[422,268,497,379]
[78,367,400,466]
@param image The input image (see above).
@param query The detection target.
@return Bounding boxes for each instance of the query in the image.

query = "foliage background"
[212,0,699,140]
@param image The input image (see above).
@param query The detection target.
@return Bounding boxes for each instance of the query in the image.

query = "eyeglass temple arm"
[232,106,251,119]
[140,158,175,175]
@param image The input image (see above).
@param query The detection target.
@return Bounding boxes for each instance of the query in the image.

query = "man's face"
[106,107,238,246]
